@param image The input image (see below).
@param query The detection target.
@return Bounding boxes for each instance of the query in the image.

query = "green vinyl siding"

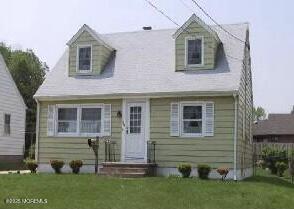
[175,21,218,71]
[37,95,244,171]
[150,96,235,169]
[68,30,112,76]
[37,99,122,165]
[236,29,253,174]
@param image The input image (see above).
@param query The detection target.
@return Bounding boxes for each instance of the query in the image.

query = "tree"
[0,43,47,156]
[253,106,267,121]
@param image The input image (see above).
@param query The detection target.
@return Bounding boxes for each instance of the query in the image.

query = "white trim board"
[34,91,238,101]
[233,94,238,181]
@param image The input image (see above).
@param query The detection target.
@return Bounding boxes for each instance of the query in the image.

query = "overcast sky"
[1,0,293,113]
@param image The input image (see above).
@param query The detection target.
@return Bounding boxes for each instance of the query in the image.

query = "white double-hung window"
[185,37,203,67]
[77,45,92,72]
[80,107,102,134]
[182,104,203,136]
[47,104,111,137]
[57,107,78,134]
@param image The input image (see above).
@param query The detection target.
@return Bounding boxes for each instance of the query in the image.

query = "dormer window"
[185,37,203,67]
[77,45,92,72]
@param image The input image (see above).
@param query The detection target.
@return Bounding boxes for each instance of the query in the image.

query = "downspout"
[35,99,40,163]
[233,93,238,181]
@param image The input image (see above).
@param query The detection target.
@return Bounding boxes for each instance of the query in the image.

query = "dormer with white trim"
[67,24,114,76]
[173,14,220,71]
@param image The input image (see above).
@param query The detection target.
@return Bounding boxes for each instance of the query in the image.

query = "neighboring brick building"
[253,111,294,143]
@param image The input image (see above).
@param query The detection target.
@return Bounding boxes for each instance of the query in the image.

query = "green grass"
[256,167,294,183]
[0,173,293,209]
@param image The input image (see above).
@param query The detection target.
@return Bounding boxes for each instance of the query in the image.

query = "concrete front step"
[102,162,156,168]
[100,162,157,177]
[100,167,148,174]
[99,172,147,178]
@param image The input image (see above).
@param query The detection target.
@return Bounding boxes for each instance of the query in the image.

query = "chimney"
[142,26,152,31]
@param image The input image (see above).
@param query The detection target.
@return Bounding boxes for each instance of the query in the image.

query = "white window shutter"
[205,102,214,136]
[103,104,111,136]
[170,103,180,136]
[47,105,55,136]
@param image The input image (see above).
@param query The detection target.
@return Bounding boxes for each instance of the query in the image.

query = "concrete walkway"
[0,170,31,174]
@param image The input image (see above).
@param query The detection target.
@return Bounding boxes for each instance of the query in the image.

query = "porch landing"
[99,162,157,178]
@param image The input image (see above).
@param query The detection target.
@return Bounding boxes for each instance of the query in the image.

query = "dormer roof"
[66,24,114,50]
[172,14,220,42]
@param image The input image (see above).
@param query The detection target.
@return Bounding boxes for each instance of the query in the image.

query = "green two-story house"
[34,14,253,180]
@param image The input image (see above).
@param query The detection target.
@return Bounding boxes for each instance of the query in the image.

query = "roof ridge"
[101,28,176,36]
[101,22,249,36]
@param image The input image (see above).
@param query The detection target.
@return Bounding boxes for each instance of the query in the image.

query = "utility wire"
[178,0,194,14]
[145,0,180,27]
[178,0,245,63]
[144,0,244,64]
[189,0,248,46]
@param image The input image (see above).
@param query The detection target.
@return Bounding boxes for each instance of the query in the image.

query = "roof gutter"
[34,90,238,101]
[233,93,239,181]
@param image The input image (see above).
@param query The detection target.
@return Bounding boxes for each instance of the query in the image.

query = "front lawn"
[0,174,293,209]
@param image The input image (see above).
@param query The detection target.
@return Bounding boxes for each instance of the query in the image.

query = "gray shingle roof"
[0,53,27,109]
[253,114,294,136]
[35,23,248,99]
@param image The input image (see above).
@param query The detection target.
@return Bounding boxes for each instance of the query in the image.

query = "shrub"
[197,164,211,179]
[261,147,288,174]
[69,160,83,174]
[178,163,192,178]
[256,160,266,169]
[289,160,294,175]
[50,160,64,174]
[289,160,294,182]
[275,161,288,177]
[216,167,229,181]
[24,159,38,173]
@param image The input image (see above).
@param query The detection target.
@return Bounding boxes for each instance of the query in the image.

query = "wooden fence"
[253,142,294,182]
[253,143,294,157]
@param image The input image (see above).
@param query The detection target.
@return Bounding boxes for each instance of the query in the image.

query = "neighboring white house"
[0,53,26,166]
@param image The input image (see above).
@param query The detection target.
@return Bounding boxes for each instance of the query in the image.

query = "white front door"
[124,102,146,162]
